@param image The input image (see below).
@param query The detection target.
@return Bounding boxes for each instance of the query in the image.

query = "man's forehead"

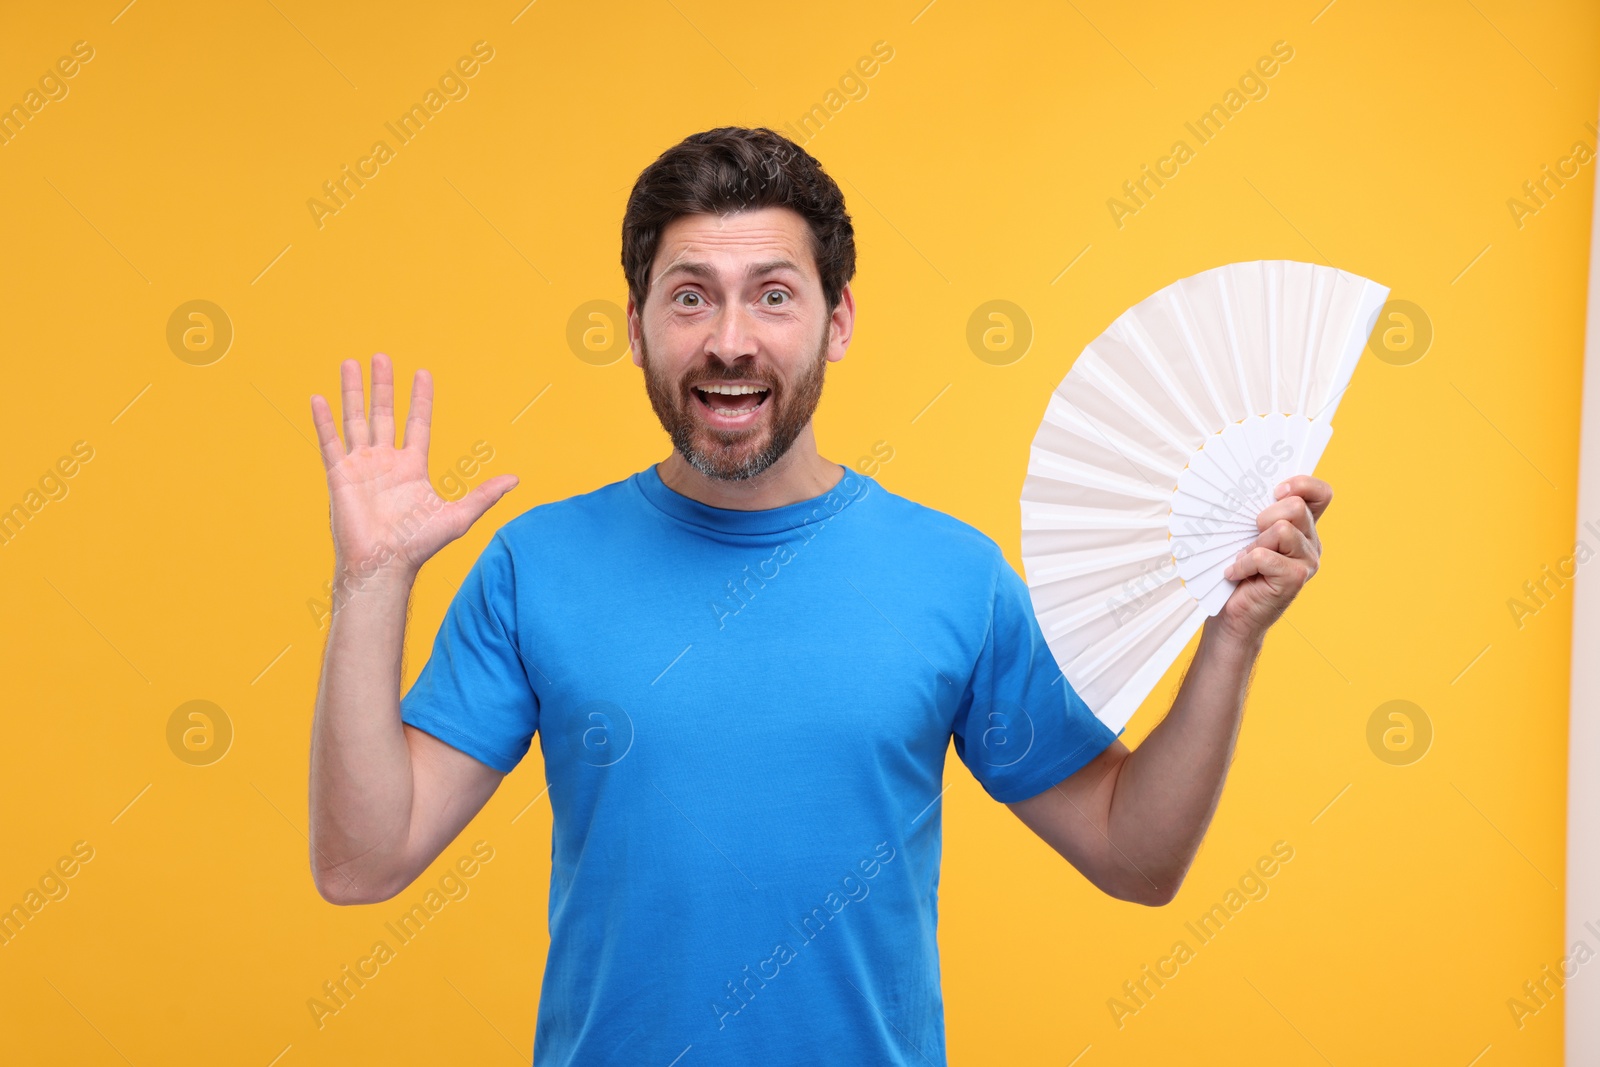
[652,209,815,283]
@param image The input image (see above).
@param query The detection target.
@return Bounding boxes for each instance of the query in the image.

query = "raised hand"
[310,353,518,596]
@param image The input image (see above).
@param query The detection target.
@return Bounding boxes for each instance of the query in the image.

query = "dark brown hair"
[621,126,856,312]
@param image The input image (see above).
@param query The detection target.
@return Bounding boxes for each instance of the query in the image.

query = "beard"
[639,320,831,482]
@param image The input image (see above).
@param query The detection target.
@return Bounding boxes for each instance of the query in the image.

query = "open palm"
[310,354,518,586]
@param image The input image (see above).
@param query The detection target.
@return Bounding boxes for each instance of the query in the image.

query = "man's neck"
[655,441,844,511]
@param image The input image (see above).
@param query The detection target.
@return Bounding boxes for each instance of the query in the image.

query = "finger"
[1273,475,1332,521]
[1225,521,1313,581]
[310,394,345,470]
[447,474,519,535]
[1226,544,1310,586]
[1256,518,1314,562]
[340,359,369,451]
[370,353,395,447]
[1255,493,1317,546]
[403,368,434,455]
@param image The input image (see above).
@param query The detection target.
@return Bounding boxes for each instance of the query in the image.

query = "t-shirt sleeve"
[951,544,1123,804]
[399,531,539,774]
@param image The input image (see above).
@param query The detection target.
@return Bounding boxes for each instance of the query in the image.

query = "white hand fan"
[1020,260,1388,732]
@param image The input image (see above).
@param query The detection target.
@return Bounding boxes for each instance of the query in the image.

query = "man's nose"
[704,302,759,362]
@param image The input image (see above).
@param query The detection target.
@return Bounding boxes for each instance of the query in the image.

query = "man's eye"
[762,290,788,306]
[675,292,702,308]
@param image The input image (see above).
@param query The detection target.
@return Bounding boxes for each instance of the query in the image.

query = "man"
[307,126,1329,1064]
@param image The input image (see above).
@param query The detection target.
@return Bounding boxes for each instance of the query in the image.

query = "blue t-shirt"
[399,461,1120,1066]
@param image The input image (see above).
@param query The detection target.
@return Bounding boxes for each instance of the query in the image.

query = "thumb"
[449,473,520,531]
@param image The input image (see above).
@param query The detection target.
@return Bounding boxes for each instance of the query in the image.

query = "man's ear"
[826,282,855,364]
[627,294,643,368]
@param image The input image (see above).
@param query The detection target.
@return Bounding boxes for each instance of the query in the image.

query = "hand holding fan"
[1020,260,1389,731]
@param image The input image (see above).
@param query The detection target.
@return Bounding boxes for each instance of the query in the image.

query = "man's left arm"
[1005,475,1332,906]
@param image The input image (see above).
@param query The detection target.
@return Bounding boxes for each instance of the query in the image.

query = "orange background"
[0,1,1594,1063]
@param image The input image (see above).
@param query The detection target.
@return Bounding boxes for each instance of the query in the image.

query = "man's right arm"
[304,354,519,905]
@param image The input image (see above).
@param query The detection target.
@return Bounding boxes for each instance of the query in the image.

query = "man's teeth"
[696,383,768,417]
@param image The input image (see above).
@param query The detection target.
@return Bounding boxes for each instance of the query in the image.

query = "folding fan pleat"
[1020,260,1389,732]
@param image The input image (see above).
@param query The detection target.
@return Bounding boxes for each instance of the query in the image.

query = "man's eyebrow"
[656,258,805,283]
[744,258,804,278]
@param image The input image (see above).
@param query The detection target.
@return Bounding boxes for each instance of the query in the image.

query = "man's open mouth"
[692,383,771,420]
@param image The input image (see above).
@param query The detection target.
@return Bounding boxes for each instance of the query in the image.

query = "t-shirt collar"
[632,460,869,537]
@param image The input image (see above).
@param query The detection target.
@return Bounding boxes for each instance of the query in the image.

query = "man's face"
[629,206,851,482]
